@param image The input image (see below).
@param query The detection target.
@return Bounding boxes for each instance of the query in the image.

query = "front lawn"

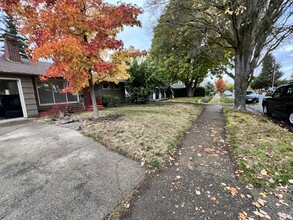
[224,109,293,188]
[162,97,203,103]
[77,104,202,169]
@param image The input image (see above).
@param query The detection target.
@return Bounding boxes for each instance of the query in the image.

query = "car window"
[274,87,288,98]
[246,91,253,95]
[287,87,293,96]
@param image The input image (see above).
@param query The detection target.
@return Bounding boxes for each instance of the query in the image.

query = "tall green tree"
[146,0,293,110]
[126,59,166,104]
[150,1,232,97]
[251,53,283,89]
[0,12,30,59]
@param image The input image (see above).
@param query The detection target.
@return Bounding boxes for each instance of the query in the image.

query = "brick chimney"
[4,34,21,62]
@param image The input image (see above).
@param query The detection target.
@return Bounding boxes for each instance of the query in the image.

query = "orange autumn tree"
[215,78,226,93]
[1,0,146,118]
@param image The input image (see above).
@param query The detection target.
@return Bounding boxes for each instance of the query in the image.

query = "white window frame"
[35,78,79,106]
[0,77,28,118]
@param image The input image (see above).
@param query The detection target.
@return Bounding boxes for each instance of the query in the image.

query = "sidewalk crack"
[115,158,124,197]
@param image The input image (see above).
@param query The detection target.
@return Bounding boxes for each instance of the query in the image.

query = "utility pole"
[272,64,276,89]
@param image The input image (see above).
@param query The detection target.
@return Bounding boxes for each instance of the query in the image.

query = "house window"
[36,78,78,105]
[102,82,110,90]
[114,83,121,90]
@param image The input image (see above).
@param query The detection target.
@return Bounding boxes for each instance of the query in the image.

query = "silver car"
[246,91,259,103]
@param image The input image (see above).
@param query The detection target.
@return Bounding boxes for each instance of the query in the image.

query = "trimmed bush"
[194,87,205,97]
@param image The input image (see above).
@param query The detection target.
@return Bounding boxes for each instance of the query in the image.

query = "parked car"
[246,91,259,103]
[223,90,233,96]
[262,83,293,125]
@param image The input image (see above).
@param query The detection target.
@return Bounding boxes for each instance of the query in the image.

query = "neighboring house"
[149,87,167,101]
[0,35,125,120]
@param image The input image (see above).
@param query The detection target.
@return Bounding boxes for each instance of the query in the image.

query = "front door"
[0,80,23,119]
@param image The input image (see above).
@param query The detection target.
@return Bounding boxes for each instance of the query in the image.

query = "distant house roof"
[171,83,186,89]
[0,56,51,76]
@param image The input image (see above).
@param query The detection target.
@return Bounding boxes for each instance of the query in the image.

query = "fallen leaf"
[197,153,202,157]
[204,147,214,153]
[259,209,271,219]
[239,212,249,220]
[124,202,130,209]
[226,186,238,197]
[188,163,194,171]
[257,199,266,207]
[253,211,265,218]
[175,176,181,180]
[252,201,261,208]
[208,195,219,204]
[261,169,268,176]
[195,190,201,195]
[259,192,267,198]
[278,212,293,220]
[240,194,246,199]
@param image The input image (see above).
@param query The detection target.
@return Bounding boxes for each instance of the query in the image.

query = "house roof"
[171,83,186,89]
[0,56,51,76]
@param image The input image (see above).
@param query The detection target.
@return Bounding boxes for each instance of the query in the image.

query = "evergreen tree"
[0,12,30,59]
[251,53,283,89]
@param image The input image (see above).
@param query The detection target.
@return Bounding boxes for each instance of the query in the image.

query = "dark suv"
[262,83,293,125]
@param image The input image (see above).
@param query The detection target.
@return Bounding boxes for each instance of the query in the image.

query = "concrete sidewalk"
[126,105,254,219]
[0,121,145,219]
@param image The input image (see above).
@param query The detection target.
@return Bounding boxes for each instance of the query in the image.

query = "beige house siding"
[0,73,38,117]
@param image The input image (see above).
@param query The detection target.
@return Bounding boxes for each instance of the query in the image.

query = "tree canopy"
[0,0,146,118]
[126,59,166,104]
[150,0,232,97]
[215,78,226,93]
[147,0,293,110]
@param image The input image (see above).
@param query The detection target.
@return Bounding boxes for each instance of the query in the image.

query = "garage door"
[0,79,23,119]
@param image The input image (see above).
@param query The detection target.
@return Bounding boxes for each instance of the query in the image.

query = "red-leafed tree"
[215,78,226,93]
[0,0,146,118]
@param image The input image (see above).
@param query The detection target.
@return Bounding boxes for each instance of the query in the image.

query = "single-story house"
[0,35,125,120]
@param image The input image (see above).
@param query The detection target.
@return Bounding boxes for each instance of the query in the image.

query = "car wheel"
[263,104,271,115]
[289,112,293,125]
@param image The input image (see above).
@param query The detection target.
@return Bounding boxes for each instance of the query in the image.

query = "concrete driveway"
[0,120,145,220]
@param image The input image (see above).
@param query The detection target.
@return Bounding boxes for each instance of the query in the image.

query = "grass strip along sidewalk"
[76,104,202,169]
[224,109,293,188]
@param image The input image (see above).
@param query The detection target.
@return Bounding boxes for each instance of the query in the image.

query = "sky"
[1,0,292,82]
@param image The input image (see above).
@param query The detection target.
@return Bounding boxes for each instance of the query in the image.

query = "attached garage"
[0,35,51,119]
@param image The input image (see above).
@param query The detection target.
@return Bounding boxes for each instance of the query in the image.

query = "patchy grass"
[78,104,202,169]
[220,96,234,105]
[162,97,203,104]
[224,109,293,188]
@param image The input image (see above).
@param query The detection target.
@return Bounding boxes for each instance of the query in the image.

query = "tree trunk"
[234,53,250,111]
[186,85,194,97]
[89,78,99,118]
